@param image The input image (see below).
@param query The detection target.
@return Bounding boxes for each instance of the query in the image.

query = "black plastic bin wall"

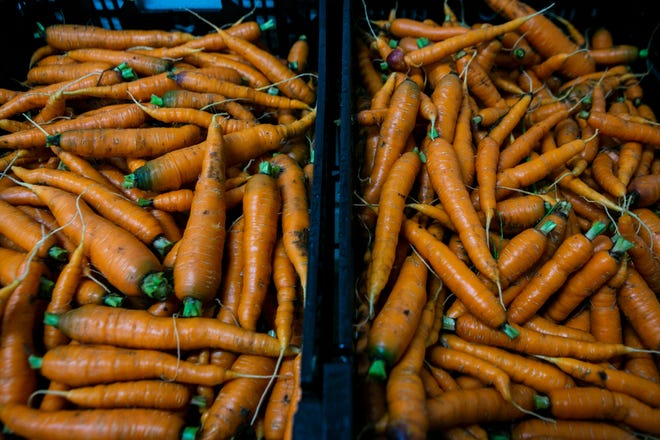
[0,1,349,439]
[341,0,659,438]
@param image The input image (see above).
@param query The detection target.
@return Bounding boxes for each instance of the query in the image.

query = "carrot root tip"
[141,272,172,300]
[182,297,203,317]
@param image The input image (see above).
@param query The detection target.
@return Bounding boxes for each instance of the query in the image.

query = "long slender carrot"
[512,419,637,440]
[173,116,227,317]
[0,403,194,440]
[237,163,281,331]
[45,303,296,357]
[425,136,499,285]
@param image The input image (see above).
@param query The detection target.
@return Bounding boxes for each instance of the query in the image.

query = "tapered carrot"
[270,153,310,298]
[589,256,627,346]
[484,0,595,77]
[26,184,169,299]
[271,237,299,352]
[426,384,542,431]
[237,164,281,331]
[0,258,44,405]
[425,136,499,285]
[366,150,422,317]
[0,403,194,440]
[401,219,513,334]
[11,166,172,255]
[617,213,660,292]
[582,110,660,145]
[173,116,227,317]
[404,7,550,67]
[367,254,428,381]
[618,268,660,351]
[64,48,171,76]
[25,60,116,85]
[200,354,277,440]
[447,313,650,361]
[32,380,192,411]
[511,419,637,440]
[124,107,316,191]
[622,324,660,384]
[63,71,178,101]
[545,387,660,435]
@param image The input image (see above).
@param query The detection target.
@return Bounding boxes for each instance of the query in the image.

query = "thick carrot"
[237,164,281,331]
[367,254,428,380]
[11,166,171,255]
[0,403,193,440]
[583,110,660,145]
[425,136,499,285]
[511,419,637,440]
[35,380,192,411]
[124,107,316,191]
[25,184,170,299]
[173,116,227,317]
[0,259,44,405]
[506,221,607,325]
[544,236,633,322]
[589,256,627,346]
[426,384,541,431]
[199,354,277,440]
[401,219,512,334]
[617,213,660,292]
[25,61,116,85]
[618,268,660,351]
[627,174,660,208]
[270,153,310,297]
[545,387,660,435]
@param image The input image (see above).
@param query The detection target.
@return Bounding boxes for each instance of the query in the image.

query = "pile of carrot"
[0,14,316,440]
[353,0,660,438]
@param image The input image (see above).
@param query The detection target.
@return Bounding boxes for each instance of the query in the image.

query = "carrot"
[506,221,607,325]
[622,324,660,384]
[0,199,68,261]
[511,419,637,440]
[485,0,595,77]
[367,254,428,381]
[627,174,660,208]
[63,70,178,102]
[153,90,257,123]
[170,69,309,111]
[0,103,148,150]
[0,403,194,440]
[491,194,550,235]
[384,288,438,440]
[47,124,203,158]
[0,257,44,405]
[455,50,508,110]
[25,61,116,85]
[544,235,633,322]
[425,136,499,285]
[270,153,310,298]
[32,380,192,411]
[64,48,171,76]
[366,150,422,317]
[25,184,169,299]
[362,79,421,212]
[452,82,476,186]
[237,164,281,330]
[11,166,172,255]
[588,44,646,65]
[428,345,514,402]
[538,355,660,408]
[617,213,660,292]
[124,107,316,191]
[263,352,299,439]
[440,334,576,393]
[173,116,227,317]
[42,23,193,50]
[618,268,660,351]
[582,110,660,145]
[589,256,628,346]
[426,384,542,431]
[271,237,299,353]
[545,387,660,435]
[497,106,571,172]
[447,313,650,361]
[430,71,463,143]
[387,18,469,40]
[591,150,628,199]
[401,219,513,334]
[199,354,277,440]
[404,7,550,68]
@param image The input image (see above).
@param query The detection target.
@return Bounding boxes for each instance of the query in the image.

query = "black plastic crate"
[341,0,659,438]
[0,1,350,439]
